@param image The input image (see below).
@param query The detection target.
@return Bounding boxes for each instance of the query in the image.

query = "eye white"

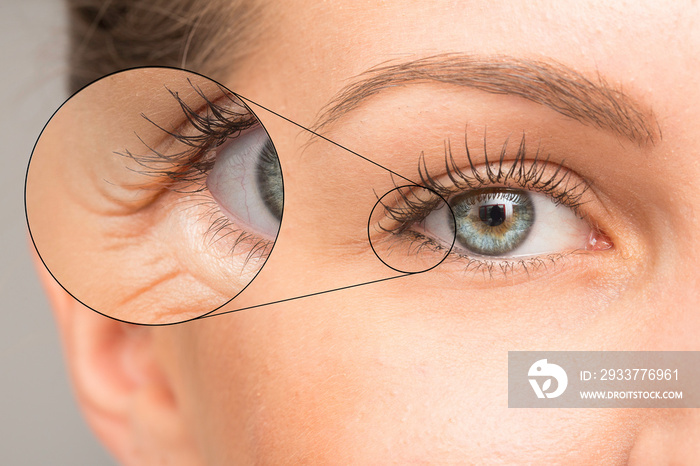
[422,191,590,258]
[206,125,281,240]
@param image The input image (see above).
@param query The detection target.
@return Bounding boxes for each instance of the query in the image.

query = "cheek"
[170,285,652,464]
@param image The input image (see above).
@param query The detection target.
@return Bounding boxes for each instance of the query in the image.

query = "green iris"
[450,188,535,256]
[256,139,284,221]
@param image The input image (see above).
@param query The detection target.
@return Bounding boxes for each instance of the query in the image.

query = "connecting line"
[192,96,422,320]
[197,273,415,320]
[237,95,421,186]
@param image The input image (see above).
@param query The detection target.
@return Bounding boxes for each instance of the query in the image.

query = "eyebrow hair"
[313,54,660,145]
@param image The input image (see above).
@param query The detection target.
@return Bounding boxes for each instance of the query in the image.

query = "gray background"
[1,1,114,464]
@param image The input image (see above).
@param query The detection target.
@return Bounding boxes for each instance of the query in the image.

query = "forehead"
[230,1,697,127]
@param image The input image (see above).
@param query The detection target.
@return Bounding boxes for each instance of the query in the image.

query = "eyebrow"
[313,54,659,145]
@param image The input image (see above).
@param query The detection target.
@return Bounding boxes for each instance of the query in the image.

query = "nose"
[628,409,700,464]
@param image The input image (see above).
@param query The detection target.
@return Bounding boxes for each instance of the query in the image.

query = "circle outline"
[24,65,285,326]
[367,184,456,274]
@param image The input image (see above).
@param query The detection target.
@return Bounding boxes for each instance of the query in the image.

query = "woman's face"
[42,0,700,463]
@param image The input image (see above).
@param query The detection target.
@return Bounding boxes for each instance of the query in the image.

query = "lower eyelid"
[174,192,275,263]
[394,230,600,285]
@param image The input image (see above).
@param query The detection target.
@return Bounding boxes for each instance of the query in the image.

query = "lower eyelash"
[455,252,572,280]
[184,194,274,264]
[394,228,577,279]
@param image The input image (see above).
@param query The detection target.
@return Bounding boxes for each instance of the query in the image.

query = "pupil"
[479,204,506,226]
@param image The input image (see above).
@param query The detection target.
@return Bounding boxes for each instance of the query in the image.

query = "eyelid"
[417,136,590,215]
[379,133,595,223]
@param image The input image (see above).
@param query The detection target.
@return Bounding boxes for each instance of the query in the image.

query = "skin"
[38,0,700,464]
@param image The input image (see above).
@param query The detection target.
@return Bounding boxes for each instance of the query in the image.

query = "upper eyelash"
[420,130,590,209]
[382,131,591,226]
[116,79,257,192]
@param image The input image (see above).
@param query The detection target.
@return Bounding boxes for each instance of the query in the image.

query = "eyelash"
[120,80,257,191]
[117,80,274,261]
[379,132,597,277]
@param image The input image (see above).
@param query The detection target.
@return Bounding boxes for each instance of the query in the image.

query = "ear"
[37,260,203,465]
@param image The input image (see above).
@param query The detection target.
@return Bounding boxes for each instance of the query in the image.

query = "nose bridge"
[628,409,700,463]
[672,195,700,265]
[669,227,700,314]
[646,181,700,322]
[642,261,700,350]
[626,178,700,350]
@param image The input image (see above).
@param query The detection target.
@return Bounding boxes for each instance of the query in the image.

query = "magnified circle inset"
[25,67,284,325]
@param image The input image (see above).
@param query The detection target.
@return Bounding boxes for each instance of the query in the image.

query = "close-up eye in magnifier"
[25,68,284,324]
[4,0,700,464]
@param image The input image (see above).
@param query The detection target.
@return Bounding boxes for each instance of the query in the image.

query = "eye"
[421,187,591,258]
[371,135,617,277]
[206,124,283,240]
